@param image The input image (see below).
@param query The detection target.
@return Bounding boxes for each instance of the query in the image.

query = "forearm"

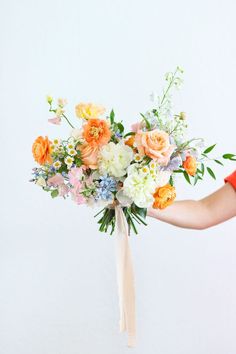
[148,200,210,230]
[148,183,236,230]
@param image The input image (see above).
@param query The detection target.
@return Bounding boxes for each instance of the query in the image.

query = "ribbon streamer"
[115,205,136,347]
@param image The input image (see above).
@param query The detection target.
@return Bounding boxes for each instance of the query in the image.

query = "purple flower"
[162,156,182,171]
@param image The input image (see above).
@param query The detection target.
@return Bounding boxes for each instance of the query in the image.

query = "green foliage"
[203,144,216,154]
[223,153,236,161]
[183,171,191,184]
[109,109,115,124]
[51,189,59,198]
[207,167,216,180]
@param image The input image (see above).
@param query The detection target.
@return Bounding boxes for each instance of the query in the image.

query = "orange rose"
[152,184,176,209]
[183,155,197,176]
[32,136,52,165]
[135,129,175,165]
[83,119,111,147]
[79,143,99,169]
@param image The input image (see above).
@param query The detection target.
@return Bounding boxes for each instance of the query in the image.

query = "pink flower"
[48,117,61,125]
[47,173,64,187]
[70,182,86,204]
[131,122,142,133]
[58,184,69,197]
[68,167,84,186]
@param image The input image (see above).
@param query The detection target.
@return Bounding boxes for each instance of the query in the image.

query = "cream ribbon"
[115,205,136,347]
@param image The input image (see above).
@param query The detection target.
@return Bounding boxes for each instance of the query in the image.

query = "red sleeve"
[224,170,236,190]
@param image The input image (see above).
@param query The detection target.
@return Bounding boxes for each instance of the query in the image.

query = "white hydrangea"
[98,142,134,178]
[153,170,171,187]
[122,165,156,208]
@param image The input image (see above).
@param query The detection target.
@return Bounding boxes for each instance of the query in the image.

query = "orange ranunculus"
[125,135,135,148]
[183,155,197,176]
[83,119,111,147]
[32,136,52,165]
[152,184,176,209]
[79,143,99,169]
[135,129,175,165]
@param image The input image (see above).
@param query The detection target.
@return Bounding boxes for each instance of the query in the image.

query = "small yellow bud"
[46,95,53,104]
[179,112,186,120]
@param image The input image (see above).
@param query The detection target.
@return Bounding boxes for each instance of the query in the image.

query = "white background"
[0,0,236,353]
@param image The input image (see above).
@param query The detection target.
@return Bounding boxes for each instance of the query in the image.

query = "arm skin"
[147,183,236,230]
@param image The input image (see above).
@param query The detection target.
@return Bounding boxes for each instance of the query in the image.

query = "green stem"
[160,68,178,106]
[49,108,75,129]
[62,113,75,129]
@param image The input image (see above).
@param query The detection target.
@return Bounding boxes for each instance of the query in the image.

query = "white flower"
[53,138,60,146]
[122,165,156,208]
[140,166,149,175]
[98,142,134,178]
[65,156,74,166]
[36,176,47,187]
[134,153,143,162]
[53,160,62,169]
[150,91,159,102]
[70,128,83,141]
[153,170,171,187]
[116,189,132,207]
[149,160,157,170]
[57,98,67,107]
[68,148,77,156]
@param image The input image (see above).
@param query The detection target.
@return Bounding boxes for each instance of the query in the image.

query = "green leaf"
[124,132,135,138]
[214,159,224,166]
[183,171,191,184]
[140,113,151,130]
[117,122,124,133]
[169,175,174,186]
[51,189,59,198]
[222,153,236,160]
[207,167,216,180]
[194,174,199,185]
[131,204,147,219]
[201,163,205,176]
[203,144,216,154]
[173,169,184,173]
[110,109,115,124]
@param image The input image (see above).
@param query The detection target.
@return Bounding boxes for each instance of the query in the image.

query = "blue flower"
[95,175,117,201]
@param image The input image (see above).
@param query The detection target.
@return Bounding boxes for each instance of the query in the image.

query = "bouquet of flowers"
[31,67,235,234]
[30,67,235,347]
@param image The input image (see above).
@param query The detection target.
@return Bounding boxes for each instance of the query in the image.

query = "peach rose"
[183,155,197,176]
[152,184,176,209]
[135,129,175,165]
[32,136,52,165]
[83,119,111,147]
[79,143,99,169]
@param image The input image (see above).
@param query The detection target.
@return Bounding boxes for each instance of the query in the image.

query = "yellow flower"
[75,103,106,120]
